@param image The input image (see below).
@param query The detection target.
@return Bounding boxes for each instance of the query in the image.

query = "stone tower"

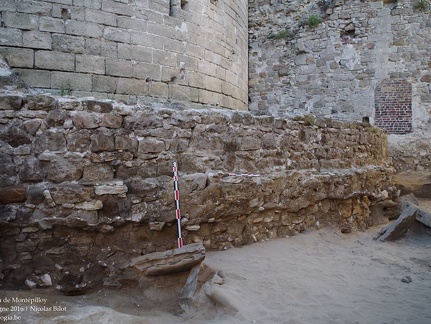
[0,0,248,110]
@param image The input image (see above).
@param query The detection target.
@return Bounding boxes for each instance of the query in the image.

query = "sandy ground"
[1,224,430,324]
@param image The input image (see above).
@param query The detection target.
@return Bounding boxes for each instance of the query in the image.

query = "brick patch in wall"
[374,79,412,135]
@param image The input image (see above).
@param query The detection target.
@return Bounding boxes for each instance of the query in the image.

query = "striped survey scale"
[172,161,183,248]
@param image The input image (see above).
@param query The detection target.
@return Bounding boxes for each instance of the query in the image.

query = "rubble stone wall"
[0,93,395,291]
[0,0,248,110]
[248,0,431,134]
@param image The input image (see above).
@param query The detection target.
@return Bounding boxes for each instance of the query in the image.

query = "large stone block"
[19,157,46,182]
[47,158,83,183]
[0,186,26,204]
[118,43,152,62]
[66,129,91,152]
[35,51,74,71]
[85,9,117,26]
[138,138,165,153]
[3,12,38,30]
[82,163,114,181]
[39,17,65,33]
[0,95,24,110]
[0,47,33,68]
[51,72,92,92]
[52,34,85,53]
[76,54,105,74]
[50,184,94,204]
[13,69,51,88]
[65,20,103,38]
[90,129,115,152]
[23,31,52,50]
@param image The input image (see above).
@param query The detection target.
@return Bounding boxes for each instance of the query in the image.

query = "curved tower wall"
[0,0,248,110]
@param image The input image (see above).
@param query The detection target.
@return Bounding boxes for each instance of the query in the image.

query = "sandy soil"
[1,224,430,324]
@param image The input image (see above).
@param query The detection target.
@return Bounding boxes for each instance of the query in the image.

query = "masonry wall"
[0,93,395,291]
[0,0,248,110]
[248,0,431,134]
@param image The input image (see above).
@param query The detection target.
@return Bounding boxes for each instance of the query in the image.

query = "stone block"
[117,16,148,31]
[149,81,168,97]
[66,129,91,151]
[0,186,26,204]
[35,51,74,71]
[2,124,31,149]
[130,32,163,49]
[106,58,133,77]
[90,129,115,152]
[170,84,191,101]
[85,9,117,26]
[65,210,98,225]
[19,157,45,182]
[33,130,67,153]
[101,0,134,16]
[3,12,38,30]
[51,72,92,92]
[75,200,103,210]
[17,1,52,15]
[0,95,24,110]
[76,54,105,74]
[148,0,170,15]
[100,114,123,128]
[23,31,52,50]
[52,34,85,53]
[92,75,117,93]
[161,66,179,82]
[70,112,99,129]
[65,20,103,38]
[116,78,148,95]
[132,62,161,81]
[104,27,131,43]
[47,158,83,183]
[82,163,114,181]
[27,187,46,205]
[14,69,51,88]
[39,17,65,33]
[138,138,165,153]
[153,49,177,67]
[24,94,57,111]
[118,43,152,62]
[0,48,33,68]
[74,0,102,9]
[114,135,138,152]
[116,243,205,276]
[94,182,128,195]
[205,75,222,92]
[373,206,417,241]
[50,184,94,204]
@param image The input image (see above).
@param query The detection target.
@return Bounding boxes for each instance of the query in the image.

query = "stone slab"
[119,243,205,276]
[373,206,417,241]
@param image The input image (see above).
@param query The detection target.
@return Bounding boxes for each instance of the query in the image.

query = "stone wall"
[0,0,248,110]
[0,92,396,291]
[248,0,431,134]
[388,133,431,171]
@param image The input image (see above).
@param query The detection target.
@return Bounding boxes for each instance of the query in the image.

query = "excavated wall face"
[0,0,248,110]
[0,93,396,291]
[248,0,431,134]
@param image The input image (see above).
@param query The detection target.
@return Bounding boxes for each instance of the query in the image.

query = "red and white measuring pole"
[172,162,183,249]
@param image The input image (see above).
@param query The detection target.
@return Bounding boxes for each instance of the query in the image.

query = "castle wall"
[0,93,395,291]
[248,0,431,134]
[0,0,248,110]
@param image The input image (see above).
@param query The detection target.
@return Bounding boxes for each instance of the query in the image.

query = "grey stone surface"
[0,0,248,109]
[374,206,418,241]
